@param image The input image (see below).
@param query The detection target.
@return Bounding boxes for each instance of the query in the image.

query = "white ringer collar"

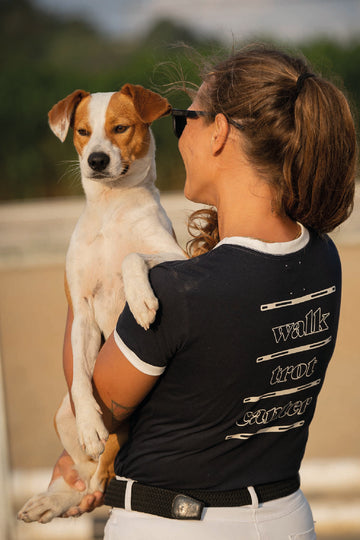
[215,223,310,255]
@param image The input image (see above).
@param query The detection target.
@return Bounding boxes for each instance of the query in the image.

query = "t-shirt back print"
[226,285,337,441]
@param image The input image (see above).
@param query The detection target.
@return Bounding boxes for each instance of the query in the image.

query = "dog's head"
[48,84,171,187]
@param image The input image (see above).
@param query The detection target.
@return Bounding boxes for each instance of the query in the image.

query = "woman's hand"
[50,450,104,517]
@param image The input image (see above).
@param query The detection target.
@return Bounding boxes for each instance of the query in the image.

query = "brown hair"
[186,44,358,257]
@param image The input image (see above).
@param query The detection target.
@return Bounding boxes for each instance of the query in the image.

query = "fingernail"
[75,480,85,491]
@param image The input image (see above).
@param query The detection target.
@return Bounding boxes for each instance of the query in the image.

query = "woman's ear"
[211,114,230,155]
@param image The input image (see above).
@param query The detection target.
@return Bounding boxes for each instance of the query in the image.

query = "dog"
[18,84,186,523]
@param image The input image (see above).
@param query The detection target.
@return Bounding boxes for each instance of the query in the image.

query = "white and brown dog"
[18,84,185,523]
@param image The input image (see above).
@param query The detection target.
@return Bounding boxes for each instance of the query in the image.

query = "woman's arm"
[63,306,74,394]
[91,331,159,433]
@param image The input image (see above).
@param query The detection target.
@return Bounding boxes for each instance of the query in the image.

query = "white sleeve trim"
[114,330,166,377]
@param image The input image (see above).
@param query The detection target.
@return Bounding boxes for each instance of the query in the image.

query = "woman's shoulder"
[149,253,210,287]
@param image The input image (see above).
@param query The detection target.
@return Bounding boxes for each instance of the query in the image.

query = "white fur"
[18,91,185,523]
[80,93,122,180]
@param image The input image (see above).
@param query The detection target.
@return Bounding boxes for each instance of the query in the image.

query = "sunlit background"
[0,1,359,539]
[2,0,360,199]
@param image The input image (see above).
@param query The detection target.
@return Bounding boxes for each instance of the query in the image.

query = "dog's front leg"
[122,252,186,330]
[71,299,109,459]
[55,396,123,500]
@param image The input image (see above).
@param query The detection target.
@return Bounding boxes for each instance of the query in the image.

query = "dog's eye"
[77,129,90,137]
[114,125,129,134]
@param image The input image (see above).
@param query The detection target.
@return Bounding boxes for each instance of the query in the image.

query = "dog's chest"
[66,209,131,334]
[67,209,129,293]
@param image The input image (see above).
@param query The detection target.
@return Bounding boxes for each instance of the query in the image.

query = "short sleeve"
[114,262,188,376]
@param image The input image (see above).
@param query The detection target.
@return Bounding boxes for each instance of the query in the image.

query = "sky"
[32,0,360,43]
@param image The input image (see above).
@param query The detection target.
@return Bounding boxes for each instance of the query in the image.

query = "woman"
[52,45,357,539]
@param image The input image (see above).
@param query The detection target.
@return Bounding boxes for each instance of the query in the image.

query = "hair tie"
[295,72,315,97]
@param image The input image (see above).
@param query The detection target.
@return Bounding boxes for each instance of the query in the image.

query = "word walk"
[272,307,329,344]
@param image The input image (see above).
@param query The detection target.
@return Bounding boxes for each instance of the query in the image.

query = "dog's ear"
[120,84,171,124]
[48,90,90,142]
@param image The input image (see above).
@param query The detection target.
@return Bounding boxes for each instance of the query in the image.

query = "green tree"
[1,0,359,200]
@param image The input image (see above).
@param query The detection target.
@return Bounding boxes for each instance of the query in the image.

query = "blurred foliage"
[1,0,359,200]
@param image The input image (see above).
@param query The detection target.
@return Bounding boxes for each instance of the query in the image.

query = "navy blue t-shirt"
[114,226,341,490]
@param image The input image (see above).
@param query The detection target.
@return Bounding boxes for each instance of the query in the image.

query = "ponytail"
[282,76,357,233]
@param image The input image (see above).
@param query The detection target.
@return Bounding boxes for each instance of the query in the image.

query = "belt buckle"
[171,494,204,520]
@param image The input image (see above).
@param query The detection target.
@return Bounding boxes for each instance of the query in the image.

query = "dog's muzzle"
[87,151,130,182]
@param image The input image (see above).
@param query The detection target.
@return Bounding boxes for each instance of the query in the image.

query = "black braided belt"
[104,475,300,520]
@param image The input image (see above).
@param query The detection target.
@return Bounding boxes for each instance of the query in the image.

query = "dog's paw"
[128,286,159,330]
[18,490,82,523]
[122,252,159,330]
[76,407,109,460]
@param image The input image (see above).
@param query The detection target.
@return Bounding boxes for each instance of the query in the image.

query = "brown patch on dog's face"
[104,91,151,166]
[72,96,93,157]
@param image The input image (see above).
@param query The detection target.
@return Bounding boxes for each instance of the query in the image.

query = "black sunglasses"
[171,109,212,139]
[171,109,245,139]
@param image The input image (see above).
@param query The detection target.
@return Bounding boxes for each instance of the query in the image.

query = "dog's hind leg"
[18,394,97,523]
[18,476,88,524]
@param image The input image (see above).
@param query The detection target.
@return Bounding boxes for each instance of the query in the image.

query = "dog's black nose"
[88,152,110,172]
